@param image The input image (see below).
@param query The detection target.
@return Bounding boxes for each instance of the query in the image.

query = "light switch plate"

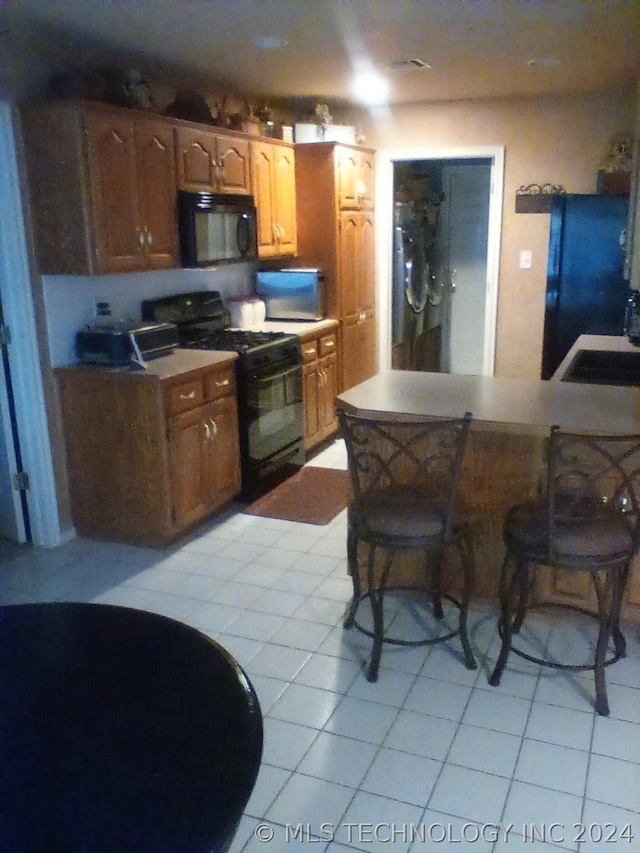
[519,250,532,270]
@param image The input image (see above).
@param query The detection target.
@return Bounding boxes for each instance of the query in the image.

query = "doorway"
[379,147,504,377]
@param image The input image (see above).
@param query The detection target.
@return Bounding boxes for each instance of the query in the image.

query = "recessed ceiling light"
[254,36,288,51]
[527,57,560,68]
[350,70,390,106]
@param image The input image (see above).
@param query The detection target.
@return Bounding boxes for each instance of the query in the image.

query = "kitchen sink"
[562,349,640,386]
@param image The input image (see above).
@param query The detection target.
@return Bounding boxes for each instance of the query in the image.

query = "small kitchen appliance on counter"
[76,322,178,366]
[256,269,325,321]
[142,291,304,500]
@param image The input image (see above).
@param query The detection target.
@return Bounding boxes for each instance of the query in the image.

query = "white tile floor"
[1,439,639,852]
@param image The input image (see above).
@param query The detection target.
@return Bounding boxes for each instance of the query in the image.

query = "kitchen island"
[337,370,640,619]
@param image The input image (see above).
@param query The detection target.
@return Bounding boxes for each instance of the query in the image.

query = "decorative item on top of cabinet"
[174,123,252,195]
[300,323,340,451]
[295,143,377,392]
[250,138,297,257]
[21,101,179,275]
[55,354,240,547]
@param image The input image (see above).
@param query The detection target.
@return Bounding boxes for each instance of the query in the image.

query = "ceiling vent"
[385,58,431,70]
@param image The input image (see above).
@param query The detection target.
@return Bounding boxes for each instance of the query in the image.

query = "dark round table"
[0,602,263,853]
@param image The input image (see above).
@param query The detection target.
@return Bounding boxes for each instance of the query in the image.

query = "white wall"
[42,262,255,367]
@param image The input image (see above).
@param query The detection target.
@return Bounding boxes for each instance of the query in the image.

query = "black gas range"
[142,291,305,501]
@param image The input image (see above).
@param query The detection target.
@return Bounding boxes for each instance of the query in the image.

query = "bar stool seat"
[489,428,640,716]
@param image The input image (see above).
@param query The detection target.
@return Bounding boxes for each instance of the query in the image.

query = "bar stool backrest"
[547,428,640,565]
[338,410,473,542]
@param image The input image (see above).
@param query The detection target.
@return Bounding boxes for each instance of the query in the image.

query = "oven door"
[241,362,304,494]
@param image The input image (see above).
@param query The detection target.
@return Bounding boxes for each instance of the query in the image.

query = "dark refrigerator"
[541,193,629,379]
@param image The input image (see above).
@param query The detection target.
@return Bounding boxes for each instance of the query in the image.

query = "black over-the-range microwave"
[177,191,258,267]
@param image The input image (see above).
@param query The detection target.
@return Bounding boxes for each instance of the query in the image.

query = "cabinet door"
[358,210,376,313]
[216,134,252,194]
[205,396,241,506]
[135,118,179,269]
[274,145,297,254]
[339,211,360,320]
[252,140,297,257]
[303,360,320,447]
[342,314,377,392]
[319,351,338,435]
[175,126,218,191]
[339,210,375,318]
[168,406,210,528]
[358,151,375,209]
[251,142,278,257]
[85,111,143,272]
[336,147,360,209]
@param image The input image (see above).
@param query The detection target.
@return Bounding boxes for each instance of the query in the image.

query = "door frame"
[0,102,63,547]
[377,146,504,376]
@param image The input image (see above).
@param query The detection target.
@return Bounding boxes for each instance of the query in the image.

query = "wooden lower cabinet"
[168,395,240,530]
[56,356,240,547]
[300,325,339,452]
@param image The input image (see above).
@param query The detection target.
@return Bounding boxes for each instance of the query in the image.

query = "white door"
[440,164,491,375]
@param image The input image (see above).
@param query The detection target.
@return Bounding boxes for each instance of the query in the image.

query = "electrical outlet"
[95,301,112,318]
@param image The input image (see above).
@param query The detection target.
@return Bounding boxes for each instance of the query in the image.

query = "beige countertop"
[337,369,640,435]
[261,318,338,337]
[58,349,238,382]
[551,334,639,382]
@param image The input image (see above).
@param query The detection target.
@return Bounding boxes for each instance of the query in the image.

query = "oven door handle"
[255,364,301,385]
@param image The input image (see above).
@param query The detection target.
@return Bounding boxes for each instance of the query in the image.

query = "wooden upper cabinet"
[84,110,141,272]
[251,139,297,258]
[216,134,252,194]
[336,146,375,210]
[86,111,178,272]
[175,125,251,194]
[21,101,179,274]
[135,119,180,269]
[295,142,376,393]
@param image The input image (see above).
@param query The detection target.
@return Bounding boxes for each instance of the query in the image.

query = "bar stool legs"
[489,553,629,716]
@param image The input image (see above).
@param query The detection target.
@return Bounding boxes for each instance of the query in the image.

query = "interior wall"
[362,88,636,379]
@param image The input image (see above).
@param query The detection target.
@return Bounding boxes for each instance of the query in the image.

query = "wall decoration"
[515,183,566,213]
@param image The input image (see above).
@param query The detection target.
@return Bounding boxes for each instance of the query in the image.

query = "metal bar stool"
[338,408,477,681]
[489,427,640,716]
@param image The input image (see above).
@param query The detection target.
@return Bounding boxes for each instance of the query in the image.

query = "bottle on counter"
[624,290,640,345]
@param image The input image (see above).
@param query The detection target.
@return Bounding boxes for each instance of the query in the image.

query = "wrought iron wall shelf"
[515,183,566,213]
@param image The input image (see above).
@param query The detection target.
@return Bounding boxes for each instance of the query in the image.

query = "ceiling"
[6,0,640,110]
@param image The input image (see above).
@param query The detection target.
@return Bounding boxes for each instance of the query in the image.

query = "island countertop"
[337,369,639,435]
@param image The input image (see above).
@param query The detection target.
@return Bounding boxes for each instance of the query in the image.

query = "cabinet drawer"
[204,367,236,401]
[319,334,337,357]
[167,378,205,416]
[301,339,319,363]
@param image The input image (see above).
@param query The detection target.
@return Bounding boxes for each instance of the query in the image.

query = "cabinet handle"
[204,421,211,441]
[210,418,218,437]
[146,229,153,246]
[303,347,316,356]
[323,339,335,348]
[136,227,145,246]
[214,378,230,388]
[179,390,196,400]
